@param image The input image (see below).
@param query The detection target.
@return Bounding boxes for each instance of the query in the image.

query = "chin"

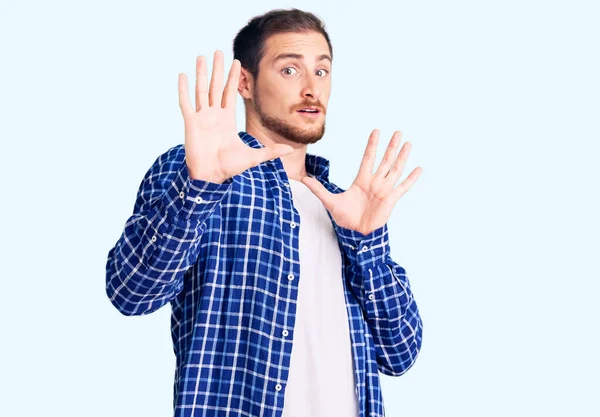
[255,105,326,145]
[288,122,326,145]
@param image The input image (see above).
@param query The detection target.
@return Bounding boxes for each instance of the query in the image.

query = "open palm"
[301,129,423,235]
[178,51,294,183]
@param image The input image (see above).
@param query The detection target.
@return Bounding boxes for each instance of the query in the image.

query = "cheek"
[261,84,288,110]
[323,82,332,100]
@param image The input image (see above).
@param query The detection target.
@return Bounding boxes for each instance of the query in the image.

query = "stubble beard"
[253,89,326,145]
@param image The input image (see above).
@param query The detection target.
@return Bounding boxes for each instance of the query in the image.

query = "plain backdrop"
[1,0,598,416]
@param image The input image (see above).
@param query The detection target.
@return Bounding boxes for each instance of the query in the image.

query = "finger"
[178,73,193,118]
[391,166,423,200]
[195,55,209,111]
[222,59,241,109]
[300,176,337,212]
[356,129,380,181]
[247,144,294,168]
[209,50,224,107]
[374,131,402,178]
[383,141,411,187]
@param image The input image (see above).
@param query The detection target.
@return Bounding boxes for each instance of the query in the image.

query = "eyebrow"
[272,53,332,64]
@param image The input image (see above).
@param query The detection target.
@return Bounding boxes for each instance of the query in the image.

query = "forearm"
[105,162,233,316]
[337,224,423,376]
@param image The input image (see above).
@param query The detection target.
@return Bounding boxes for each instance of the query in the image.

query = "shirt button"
[282,330,289,337]
[290,221,297,228]
[275,383,282,391]
[287,273,294,281]
[368,293,375,300]
[151,235,157,243]
[362,245,369,252]
[195,196,203,204]
[284,183,290,187]
[179,191,185,199]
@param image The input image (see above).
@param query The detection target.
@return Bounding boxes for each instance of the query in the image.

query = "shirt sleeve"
[336,223,424,376]
[105,145,233,316]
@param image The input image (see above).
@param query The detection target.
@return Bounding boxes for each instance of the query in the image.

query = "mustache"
[293,101,326,113]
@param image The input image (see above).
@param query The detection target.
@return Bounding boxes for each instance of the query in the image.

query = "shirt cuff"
[158,163,233,225]
[336,224,390,270]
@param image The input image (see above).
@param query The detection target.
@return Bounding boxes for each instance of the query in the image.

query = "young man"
[106,8,424,417]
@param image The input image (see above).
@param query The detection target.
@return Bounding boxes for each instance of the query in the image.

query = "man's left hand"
[301,129,423,236]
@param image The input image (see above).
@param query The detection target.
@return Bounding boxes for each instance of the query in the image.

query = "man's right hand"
[178,51,294,184]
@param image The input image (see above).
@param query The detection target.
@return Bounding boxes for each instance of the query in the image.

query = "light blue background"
[1,0,598,416]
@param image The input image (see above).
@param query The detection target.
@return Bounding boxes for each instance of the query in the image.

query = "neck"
[245,117,308,181]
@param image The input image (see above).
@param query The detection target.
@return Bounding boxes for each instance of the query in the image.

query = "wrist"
[187,166,227,184]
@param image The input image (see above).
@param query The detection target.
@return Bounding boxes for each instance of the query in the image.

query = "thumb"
[301,176,336,212]
[250,144,295,166]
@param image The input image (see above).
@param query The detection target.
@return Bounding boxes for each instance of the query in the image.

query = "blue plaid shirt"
[105,131,423,417]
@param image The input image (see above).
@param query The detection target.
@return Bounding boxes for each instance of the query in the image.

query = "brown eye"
[282,67,298,76]
[316,69,329,77]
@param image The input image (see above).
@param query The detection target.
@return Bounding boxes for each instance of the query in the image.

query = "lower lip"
[296,111,321,118]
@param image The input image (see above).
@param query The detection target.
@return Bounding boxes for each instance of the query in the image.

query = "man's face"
[251,31,332,145]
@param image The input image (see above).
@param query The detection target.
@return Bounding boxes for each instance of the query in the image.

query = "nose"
[300,73,321,101]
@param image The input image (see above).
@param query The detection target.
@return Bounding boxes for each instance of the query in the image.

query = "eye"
[282,67,298,76]
[315,69,329,77]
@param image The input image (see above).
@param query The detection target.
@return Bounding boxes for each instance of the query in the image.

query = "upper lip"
[297,106,321,112]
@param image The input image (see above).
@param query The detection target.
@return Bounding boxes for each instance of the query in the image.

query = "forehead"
[262,31,330,62]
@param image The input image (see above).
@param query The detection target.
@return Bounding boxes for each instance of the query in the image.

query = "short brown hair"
[233,8,333,80]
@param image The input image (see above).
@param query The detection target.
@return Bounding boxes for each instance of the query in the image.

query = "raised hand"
[301,130,423,235]
[178,50,294,183]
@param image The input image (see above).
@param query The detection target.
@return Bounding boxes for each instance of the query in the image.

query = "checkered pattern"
[106,131,423,417]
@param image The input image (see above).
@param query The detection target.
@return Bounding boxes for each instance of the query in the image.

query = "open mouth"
[296,107,322,117]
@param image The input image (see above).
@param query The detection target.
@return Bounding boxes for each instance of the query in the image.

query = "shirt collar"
[238,131,330,182]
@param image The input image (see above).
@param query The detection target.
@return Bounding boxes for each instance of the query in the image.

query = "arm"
[300,129,424,376]
[106,52,294,317]
[336,223,423,376]
[105,145,233,316]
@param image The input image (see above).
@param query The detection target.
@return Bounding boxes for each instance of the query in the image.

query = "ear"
[238,67,253,100]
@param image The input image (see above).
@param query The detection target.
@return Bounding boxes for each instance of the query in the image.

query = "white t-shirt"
[281,179,359,417]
